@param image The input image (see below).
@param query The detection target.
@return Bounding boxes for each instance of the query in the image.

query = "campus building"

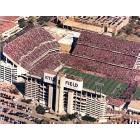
[57,16,129,36]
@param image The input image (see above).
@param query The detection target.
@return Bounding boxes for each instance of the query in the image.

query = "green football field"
[60,67,128,98]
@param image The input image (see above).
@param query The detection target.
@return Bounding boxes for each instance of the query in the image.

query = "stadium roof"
[60,67,128,98]
[0,16,19,34]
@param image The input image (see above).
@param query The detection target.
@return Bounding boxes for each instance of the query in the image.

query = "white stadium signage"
[44,73,56,84]
[64,78,83,91]
[44,73,83,91]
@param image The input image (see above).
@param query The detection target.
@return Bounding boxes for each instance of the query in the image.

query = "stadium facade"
[20,70,107,119]
[0,61,17,83]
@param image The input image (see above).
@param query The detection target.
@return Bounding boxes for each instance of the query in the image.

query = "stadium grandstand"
[65,31,140,84]
[63,30,140,101]
[1,26,140,120]
[3,27,62,75]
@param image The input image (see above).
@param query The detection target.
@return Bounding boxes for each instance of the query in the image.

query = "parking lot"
[0,82,44,124]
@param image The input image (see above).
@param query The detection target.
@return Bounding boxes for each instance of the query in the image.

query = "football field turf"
[60,67,128,98]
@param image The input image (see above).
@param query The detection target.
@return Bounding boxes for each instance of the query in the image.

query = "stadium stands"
[63,31,140,83]
[29,52,62,76]
[73,44,136,68]
[65,54,135,83]
[3,26,140,99]
[4,27,55,63]
[78,31,140,56]
[3,27,62,76]
[19,41,59,69]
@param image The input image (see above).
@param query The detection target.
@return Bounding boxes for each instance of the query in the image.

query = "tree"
[36,105,46,115]
[60,115,69,121]
[21,99,32,104]
[60,113,78,121]
[124,26,132,35]
[41,118,50,124]
[37,16,51,25]
[82,115,97,122]
[27,16,36,28]
[18,18,27,28]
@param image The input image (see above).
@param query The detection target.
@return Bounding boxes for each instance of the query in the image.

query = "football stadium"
[1,25,140,119]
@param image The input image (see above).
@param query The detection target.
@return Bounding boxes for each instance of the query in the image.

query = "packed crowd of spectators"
[4,27,55,63]
[122,82,138,99]
[73,44,136,68]
[29,52,62,76]
[3,26,62,76]
[63,31,140,83]
[65,54,136,83]
[78,31,140,56]
[20,41,59,69]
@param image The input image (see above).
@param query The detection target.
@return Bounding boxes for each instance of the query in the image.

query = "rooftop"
[74,16,129,28]
[44,26,80,41]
